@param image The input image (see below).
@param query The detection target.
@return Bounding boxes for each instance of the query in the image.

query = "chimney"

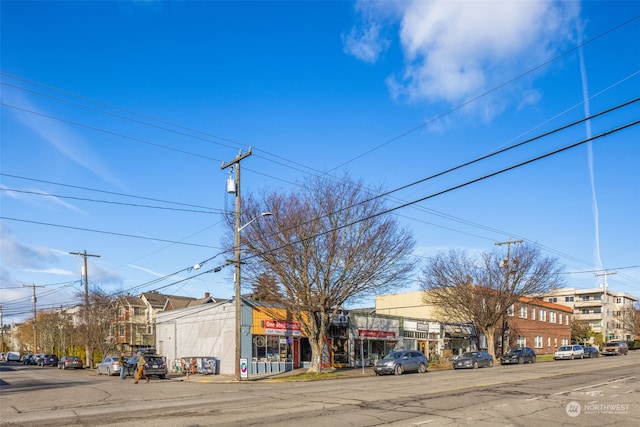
[204,292,210,299]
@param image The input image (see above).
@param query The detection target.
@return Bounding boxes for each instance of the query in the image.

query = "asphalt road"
[1,353,638,426]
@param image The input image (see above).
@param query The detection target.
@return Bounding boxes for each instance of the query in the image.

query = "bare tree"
[233,174,415,372]
[419,243,564,358]
[75,288,118,366]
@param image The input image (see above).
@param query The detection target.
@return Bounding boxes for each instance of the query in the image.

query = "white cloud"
[0,225,59,269]
[342,23,389,63]
[347,0,580,119]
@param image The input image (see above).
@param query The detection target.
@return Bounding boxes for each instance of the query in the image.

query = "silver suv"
[602,342,628,356]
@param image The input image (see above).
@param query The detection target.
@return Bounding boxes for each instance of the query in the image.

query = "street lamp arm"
[238,212,274,232]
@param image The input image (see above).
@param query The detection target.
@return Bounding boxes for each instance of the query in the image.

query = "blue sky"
[1,1,639,324]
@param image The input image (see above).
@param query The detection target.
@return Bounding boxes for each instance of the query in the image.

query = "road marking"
[413,420,434,425]
[553,376,636,395]
[525,397,539,401]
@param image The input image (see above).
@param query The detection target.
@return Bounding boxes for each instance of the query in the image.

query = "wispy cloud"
[345,0,580,120]
[5,90,126,189]
[1,185,86,214]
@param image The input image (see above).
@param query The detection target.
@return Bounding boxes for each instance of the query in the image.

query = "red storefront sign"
[264,319,302,336]
[357,329,396,339]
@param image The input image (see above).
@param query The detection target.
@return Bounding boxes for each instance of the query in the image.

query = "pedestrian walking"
[134,352,149,384]
[119,352,126,380]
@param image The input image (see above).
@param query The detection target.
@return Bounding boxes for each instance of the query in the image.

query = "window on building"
[119,306,125,317]
[554,338,558,347]
[566,316,569,326]
[594,308,601,314]
[616,297,622,304]
[565,296,574,302]
[581,295,590,301]
[119,325,125,336]
[519,306,527,318]
[562,338,569,346]
[594,294,601,300]
[517,337,526,347]
[534,336,543,348]
[531,308,536,320]
[558,314,562,324]
[539,310,546,322]
[507,305,514,316]
[133,307,143,316]
[549,312,556,323]
[547,337,551,347]
[582,308,590,314]
[548,297,557,303]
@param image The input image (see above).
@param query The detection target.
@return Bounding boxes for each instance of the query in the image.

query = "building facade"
[500,297,573,354]
[545,287,638,341]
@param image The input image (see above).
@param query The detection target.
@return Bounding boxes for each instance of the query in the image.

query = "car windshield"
[383,352,405,360]
[462,352,478,358]
[507,349,522,355]
[558,346,572,351]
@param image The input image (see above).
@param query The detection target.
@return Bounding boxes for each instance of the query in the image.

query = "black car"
[125,353,168,379]
[453,351,494,369]
[582,346,600,358]
[22,354,37,365]
[39,354,59,367]
[500,347,537,365]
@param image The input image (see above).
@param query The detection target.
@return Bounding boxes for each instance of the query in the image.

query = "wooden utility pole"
[69,250,100,368]
[23,284,44,353]
[221,147,252,381]
[495,239,523,354]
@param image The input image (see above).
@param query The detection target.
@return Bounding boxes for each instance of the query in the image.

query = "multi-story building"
[115,292,219,354]
[544,287,638,341]
[500,297,573,355]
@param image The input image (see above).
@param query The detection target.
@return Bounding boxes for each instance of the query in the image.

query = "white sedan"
[554,345,584,360]
[96,356,121,376]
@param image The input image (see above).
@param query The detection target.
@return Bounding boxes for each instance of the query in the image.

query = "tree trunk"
[484,325,496,360]
[307,336,324,373]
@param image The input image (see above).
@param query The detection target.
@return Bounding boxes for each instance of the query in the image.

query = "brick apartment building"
[499,297,573,355]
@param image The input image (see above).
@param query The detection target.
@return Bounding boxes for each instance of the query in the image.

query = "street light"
[231,211,274,381]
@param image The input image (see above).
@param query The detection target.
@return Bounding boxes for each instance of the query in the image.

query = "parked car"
[142,355,168,379]
[22,354,37,365]
[453,351,494,369]
[373,350,428,376]
[554,345,584,360]
[38,354,59,367]
[58,356,84,369]
[582,346,600,358]
[500,347,536,365]
[96,356,121,376]
[602,341,628,356]
[6,351,22,362]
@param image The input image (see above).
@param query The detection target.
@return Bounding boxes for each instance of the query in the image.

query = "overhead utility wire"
[0,188,221,214]
[0,173,218,211]
[236,120,639,271]
[0,217,220,249]
[246,99,638,255]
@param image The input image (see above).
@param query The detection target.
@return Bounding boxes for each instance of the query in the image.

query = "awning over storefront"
[444,324,475,337]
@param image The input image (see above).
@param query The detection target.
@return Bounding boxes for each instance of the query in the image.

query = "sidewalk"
[168,366,377,383]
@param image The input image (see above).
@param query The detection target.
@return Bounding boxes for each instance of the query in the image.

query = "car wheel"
[570,354,574,360]
[518,357,524,364]
[531,356,536,363]
[473,361,479,369]
[418,363,427,373]
[394,365,404,375]
[107,368,111,376]
[159,374,166,379]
